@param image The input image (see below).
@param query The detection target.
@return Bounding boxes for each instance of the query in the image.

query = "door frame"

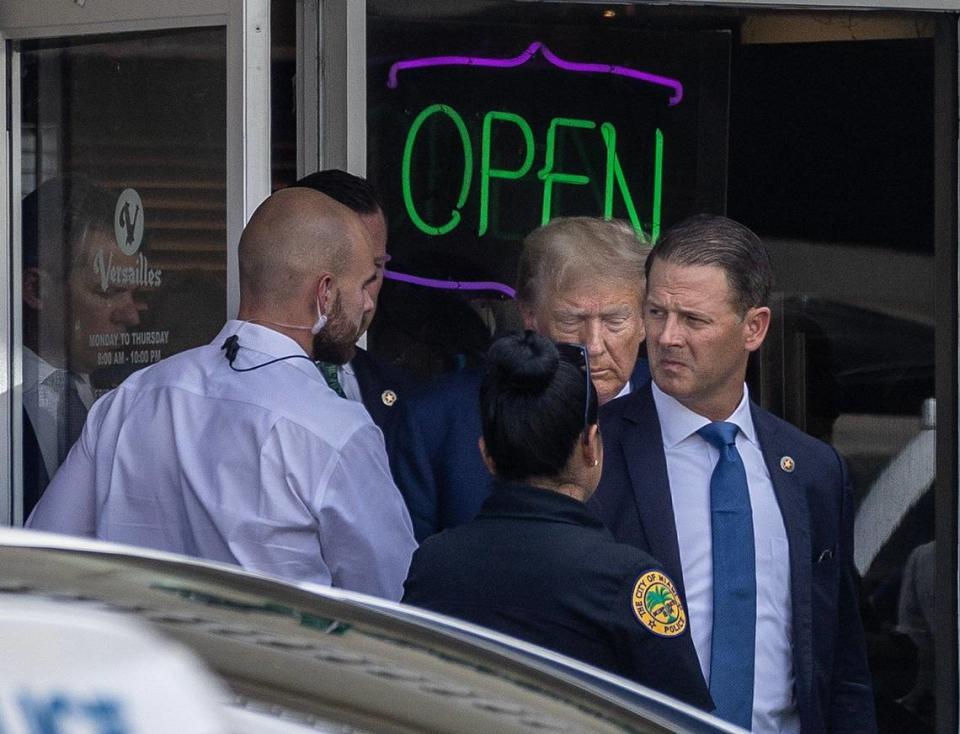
[0,0,272,525]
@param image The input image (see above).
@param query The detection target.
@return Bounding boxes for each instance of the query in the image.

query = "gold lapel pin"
[780,456,795,473]
[381,389,397,407]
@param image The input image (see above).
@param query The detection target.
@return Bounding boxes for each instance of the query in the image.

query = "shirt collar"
[213,320,323,383]
[23,348,94,404]
[22,347,56,391]
[215,320,306,355]
[651,380,757,448]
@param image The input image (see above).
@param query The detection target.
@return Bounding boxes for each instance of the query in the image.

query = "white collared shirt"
[27,321,417,601]
[652,382,799,734]
[337,361,362,404]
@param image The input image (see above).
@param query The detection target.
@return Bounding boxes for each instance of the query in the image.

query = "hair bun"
[487,331,559,393]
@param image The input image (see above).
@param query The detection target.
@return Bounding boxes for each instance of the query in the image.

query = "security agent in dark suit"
[390,217,651,541]
[404,331,712,710]
[590,215,876,733]
[292,170,417,433]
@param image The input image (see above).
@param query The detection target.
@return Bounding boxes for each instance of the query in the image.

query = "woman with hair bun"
[403,331,712,710]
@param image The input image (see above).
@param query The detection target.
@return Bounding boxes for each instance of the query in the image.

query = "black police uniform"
[403,482,713,711]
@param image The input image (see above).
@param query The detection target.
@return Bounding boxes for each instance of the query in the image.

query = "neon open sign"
[400,105,665,241]
[389,42,680,243]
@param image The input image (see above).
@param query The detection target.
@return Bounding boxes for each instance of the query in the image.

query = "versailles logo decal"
[94,187,162,292]
[631,570,686,637]
[115,187,145,256]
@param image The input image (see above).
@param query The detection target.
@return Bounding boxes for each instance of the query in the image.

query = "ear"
[478,436,497,477]
[580,424,602,469]
[743,306,771,353]
[22,268,43,311]
[315,273,334,313]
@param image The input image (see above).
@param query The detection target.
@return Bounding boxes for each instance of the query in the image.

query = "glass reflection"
[19,28,228,516]
[21,176,147,511]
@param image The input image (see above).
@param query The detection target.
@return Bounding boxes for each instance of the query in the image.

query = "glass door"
[0,1,271,525]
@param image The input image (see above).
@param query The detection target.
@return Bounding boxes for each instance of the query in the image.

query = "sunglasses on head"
[556,342,593,444]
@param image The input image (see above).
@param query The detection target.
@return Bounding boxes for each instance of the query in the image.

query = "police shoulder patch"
[631,570,687,637]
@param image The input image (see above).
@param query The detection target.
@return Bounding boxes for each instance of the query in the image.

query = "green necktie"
[317,361,346,398]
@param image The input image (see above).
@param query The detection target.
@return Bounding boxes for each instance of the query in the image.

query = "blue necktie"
[697,421,756,730]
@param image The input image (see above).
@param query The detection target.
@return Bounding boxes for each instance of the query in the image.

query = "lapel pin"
[780,456,795,473]
[381,389,397,407]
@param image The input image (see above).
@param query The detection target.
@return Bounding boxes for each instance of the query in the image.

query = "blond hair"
[516,217,650,307]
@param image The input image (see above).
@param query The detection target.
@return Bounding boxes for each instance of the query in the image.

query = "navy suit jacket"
[22,409,48,520]
[590,383,877,734]
[390,359,651,542]
[350,347,419,445]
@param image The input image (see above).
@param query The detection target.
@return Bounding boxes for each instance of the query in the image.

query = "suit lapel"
[620,385,686,590]
[351,348,388,427]
[751,403,814,716]
[351,349,377,404]
[629,356,651,390]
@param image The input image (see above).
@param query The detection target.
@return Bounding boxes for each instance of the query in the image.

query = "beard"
[312,290,360,364]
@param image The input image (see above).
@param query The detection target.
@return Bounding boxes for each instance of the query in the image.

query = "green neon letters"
[402,104,473,235]
[401,103,663,239]
[600,123,664,241]
[479,111,535,236]
[537,117,596,226]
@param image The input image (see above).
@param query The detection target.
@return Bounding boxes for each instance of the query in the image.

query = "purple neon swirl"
[536,44,683,106]
[387,40,683,106]
[384,268,516,299]
[386,42,539,87]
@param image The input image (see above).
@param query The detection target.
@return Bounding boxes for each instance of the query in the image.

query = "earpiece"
[311,297,327,335]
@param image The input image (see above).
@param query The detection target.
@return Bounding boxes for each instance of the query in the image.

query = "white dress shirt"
[22,347,94,481]
[27,321,417,601]
[652,381,800,733]
[337,361,362,404]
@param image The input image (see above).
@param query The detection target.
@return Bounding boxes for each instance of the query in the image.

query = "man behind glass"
[21,176,145,515]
